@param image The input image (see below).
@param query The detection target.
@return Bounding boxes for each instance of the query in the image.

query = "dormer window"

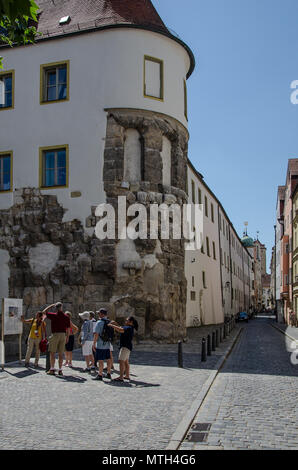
[59,16,71,25]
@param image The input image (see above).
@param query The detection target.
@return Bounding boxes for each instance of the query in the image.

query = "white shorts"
[82,341,93,356]
[110,344,113,352]
[119,347,131,362]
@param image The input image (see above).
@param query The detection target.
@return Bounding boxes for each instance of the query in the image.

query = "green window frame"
[40,61,69,104]
[39,145,69,189]
[0,151,13,192]
[0,70,14,110]
[144,56,164,101]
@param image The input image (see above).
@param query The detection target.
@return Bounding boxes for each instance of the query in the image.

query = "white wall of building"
[0,28,190,228]
[185,166,223,326]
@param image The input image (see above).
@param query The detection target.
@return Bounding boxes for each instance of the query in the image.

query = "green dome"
[241,235,254,247]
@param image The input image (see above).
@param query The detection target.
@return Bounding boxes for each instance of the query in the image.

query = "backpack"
[100,318,114,344]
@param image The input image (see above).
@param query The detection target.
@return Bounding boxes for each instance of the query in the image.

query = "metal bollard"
[212,331,216,351]
[201,337,207,362]
[223,324,226,339]
[220,326,223,342]
[45,344,50,372]
[216,329,219,347]
[178,340,183,368]
[207,334,212,355]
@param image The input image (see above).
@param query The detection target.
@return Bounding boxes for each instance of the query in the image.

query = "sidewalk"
[269,321,298,342]
[0,324,241,450]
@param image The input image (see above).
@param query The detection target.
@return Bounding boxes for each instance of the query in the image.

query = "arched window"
[123,129,141,182]
[161,136,171,186]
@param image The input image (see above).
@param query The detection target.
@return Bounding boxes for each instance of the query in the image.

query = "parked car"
[236,311,249,323]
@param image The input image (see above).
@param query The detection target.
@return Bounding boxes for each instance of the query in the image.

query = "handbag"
[39,338,48,353]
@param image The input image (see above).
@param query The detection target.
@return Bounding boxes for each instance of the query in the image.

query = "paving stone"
[180,319,298,451]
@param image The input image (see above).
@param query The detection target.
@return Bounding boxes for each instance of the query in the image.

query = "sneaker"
[93,375,103,381]
[58,370,63,376]
[83,368,91,372]
[47,370,55,375]
[106,373,112,380]
[24,363,30,368]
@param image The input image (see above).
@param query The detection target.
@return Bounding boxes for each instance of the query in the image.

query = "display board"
[2,298,23,335]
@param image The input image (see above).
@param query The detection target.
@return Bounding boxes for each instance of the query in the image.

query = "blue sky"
[152,0,298,270]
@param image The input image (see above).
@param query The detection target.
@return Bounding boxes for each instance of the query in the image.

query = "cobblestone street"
[0,325,238,450]
[180,318,298,450]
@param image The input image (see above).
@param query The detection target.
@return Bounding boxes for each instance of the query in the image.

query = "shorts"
[119,347,131,362]
[48,332,66,354]
[65,335,74,352]
[95,349,111,361]
[110,344,113,352]
[82,340,93,356]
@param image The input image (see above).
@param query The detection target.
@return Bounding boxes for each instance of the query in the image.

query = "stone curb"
[269,323,298,345]
[165,326,243,450]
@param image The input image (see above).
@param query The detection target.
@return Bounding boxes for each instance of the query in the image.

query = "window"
[201,238,205,254]
[211,203,214,222]
[40,61,69,104]
[184,79,188,120]
[192,276,195,287]
[0,71,14,109]
[198,188,202,205]
[190,291,196,301]
[205,196,208,217]
[191,180,195,204]
[144,56,163,101]
[0,152,12,191]
[213,241,216,260]
[202,271,207,288]
[206,237,210,257]
[39,146,68,188]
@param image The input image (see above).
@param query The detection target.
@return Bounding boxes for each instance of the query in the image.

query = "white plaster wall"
[0,249,9,308]
[185,166,223,326]
[0,28,190,226]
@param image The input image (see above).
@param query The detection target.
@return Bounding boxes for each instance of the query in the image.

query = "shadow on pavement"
[55,375,87,383]
[106,379,160,388]
[5,368,39,379]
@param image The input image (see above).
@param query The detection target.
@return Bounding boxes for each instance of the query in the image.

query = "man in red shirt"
[42,302,70,376]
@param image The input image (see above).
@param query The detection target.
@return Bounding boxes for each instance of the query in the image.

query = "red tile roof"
[36,0,169,37]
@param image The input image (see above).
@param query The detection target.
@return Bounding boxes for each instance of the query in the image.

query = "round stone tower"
[0,0,195,346]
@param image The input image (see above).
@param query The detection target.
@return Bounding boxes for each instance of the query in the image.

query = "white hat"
[79,311,90,321]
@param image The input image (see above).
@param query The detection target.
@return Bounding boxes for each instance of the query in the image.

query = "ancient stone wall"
[0,108,189,356]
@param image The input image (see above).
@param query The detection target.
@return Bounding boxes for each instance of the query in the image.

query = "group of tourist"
[20,302,138,382]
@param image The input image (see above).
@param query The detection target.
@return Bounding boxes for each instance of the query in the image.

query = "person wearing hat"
[79,311,94,372]
[92,308,113,381]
